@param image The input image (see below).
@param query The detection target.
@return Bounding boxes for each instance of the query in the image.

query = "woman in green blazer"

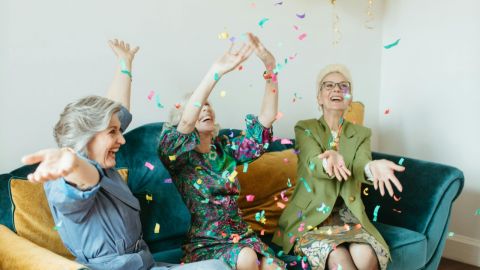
[273,64,405,270]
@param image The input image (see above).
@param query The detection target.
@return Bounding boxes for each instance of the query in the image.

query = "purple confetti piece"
[296,13,306,19]
[164,178,172,183]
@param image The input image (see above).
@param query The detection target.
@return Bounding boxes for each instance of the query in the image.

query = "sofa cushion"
[237,149,298,233]
[374,222,427,270]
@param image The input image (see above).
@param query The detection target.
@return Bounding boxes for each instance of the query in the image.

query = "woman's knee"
[349,243,378,270]
[237,247,259,270]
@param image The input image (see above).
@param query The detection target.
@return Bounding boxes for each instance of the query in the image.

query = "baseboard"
[442,234,480,266]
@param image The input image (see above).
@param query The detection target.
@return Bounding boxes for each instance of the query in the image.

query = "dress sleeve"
[117,106,132,133]
[225,114,273,163]
[158,123,200,169]
[44,157,103,223]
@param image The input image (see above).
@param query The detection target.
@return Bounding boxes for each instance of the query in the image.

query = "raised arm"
[177,41,254,134]
[248,33,278,128]
[106,39,140,111]
[22,148,99,190]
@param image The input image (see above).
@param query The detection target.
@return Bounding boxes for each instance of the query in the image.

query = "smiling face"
[86,113,125,168]
[317,72,352,112]
[195,101,216,135]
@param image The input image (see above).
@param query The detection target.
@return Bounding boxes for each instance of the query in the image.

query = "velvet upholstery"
[0,123,464,270]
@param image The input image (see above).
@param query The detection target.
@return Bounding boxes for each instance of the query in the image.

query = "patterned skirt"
[293,204,389,270]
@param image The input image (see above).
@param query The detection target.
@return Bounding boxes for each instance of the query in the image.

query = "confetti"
[448,232,455,237]
[174,103,181,109]
[155,94,164,109]
[164,178,172,183]
[296,13,306,19]
[393,195,401,201]
[316,203,331,214]
[255,210,266,224]
[280,190,288,201]
[230,233,240,243]
[363,187,369,196]
[260,229,265,235]
[300,177,312,192]
[274,1,283,5]
[293,25,299,31]
[193,102,201,108]
[475,209,480,216]
[398,158,405,165]
[384,38,401,49]
[309,161,315,171]
[53,220,63,231]
[275,111,284,120]
[258,18,270,28]
[287,178,292,187]
[243,162,249,173]
[384,109,390,115]
[301,259,308,269]
[228,170,238,182]
[119,59,128,71]
[281,138,293,145]
[266,258,274,265]
[373,205,380,222]
[154,223,160,234]
[393,208,402,213]
[246,194,255,202]
[344,93,352,100]
[147,90,155,101]
[283,158,289,163]
[144,162,154,170]
[277,251,284,257]
[196,179,202,185]
[298,33,307,41]
[218,32,229,40]
[146,194,153,202]
[298,223,305,232]
[214,72,220,81]
[169,155,176,161]
[337,264,343,270]
[238,65,243,71]
[277,202,286,209]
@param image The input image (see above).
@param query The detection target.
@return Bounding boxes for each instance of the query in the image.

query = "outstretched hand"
[21,148,78,184]
[318,150,351,181]
[213,41,254,77]
[247,33,276,69]
[369,159,405,196]
[108,39,140,62]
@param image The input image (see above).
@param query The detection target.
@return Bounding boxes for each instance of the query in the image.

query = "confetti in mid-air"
[384,109,390,115]
[169,155,176,161]
[193,102,201,108]
[243,162,249,173]
[155,94,164,109]
[119,59,128,71]
[384,38,401,49]
[164,178,172,183]
[363,187,369,196]
[154,223,160,234]
[300,177,312,192]
[373,205,380,222]
[277,202,286,209]
[146,194,153,202]
[398,158,405,165]
[214,72,220,81]
[218,32,229,40]
[144,162,154,171]
[246,194,255,202]
[448,232,455,237]
[220,91,226,97]
[147,90,155,101]
[475,209,480,216]
[296,13,306,19]
[258,18,270,28]
[53,220,63,231]
[298,33,307,41]
[275,111,284,120]
[287,178,292,187]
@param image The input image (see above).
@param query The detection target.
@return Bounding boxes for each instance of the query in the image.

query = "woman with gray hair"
[158,33,285,270]
[22,40,228,270]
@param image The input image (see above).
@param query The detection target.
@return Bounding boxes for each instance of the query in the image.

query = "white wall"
[380,0,480,265]
[0,0,384,172]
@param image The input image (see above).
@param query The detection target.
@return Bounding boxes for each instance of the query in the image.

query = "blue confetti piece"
[155,94,164,109]
[373,205,380,222]
[243,162,249,173]
[384,38,400,49]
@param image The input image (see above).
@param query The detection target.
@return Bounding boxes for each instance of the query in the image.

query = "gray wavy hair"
[169,92,220,137]
[54,95,122,154]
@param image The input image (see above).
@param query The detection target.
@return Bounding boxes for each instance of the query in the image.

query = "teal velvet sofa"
[0,122,464,270]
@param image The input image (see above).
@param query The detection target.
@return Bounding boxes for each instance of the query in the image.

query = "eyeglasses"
[321,81,351,92]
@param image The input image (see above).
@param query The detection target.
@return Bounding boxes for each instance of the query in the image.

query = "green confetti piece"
[266,258,274,265]
[448,232,455,237]
[193,102,201,108]
[373,205,380,222]
[287,178,292,187]
[398,158,405,165]
[258,18,270,28]
[119,59,128,70]
[243,162,248,173]
[305,129,311,136]
[277,251,284,257]
[384,38,401,49]
[155,94,164,109]
[475,209,480,216]
[300,177,312,192]
[309,161,315,171]
[214,72,220,81]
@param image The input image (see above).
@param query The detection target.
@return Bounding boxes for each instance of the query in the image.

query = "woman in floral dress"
[158,33,285,270]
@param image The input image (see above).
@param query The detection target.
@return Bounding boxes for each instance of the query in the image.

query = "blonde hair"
[316,64,353,97]
[169,92,220,137]
[54,95,121,154]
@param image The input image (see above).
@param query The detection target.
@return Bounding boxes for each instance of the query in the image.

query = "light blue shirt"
[44,107,155,270]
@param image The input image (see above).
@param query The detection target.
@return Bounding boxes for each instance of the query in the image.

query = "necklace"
[327,117,344,151]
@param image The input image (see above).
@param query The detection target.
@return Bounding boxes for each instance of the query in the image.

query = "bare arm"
[22,148,99,190]
[248,33,278,128]
[177,42,254,134]
[106,39,140,111]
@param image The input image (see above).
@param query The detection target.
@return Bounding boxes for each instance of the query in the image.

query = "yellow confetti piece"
[218,32,229,40]
[154,223,160,234]
[146,194,153,201]
[228,170,238,182]
[196,179,203,185]
[220,91,226,97]
[169,155,176,161]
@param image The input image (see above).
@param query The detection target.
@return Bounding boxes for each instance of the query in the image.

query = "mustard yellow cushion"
[344,101,365,125]
[237,150,298,233]
[9,168,129,259]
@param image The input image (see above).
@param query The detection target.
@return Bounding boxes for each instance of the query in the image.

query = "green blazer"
[272,117,389,256]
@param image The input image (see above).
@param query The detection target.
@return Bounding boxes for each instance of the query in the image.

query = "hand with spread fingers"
[369,159,405,196]
[22,148,78,184]
[318,150,352,181]
[213,42,254,77]
[108,39,139,62]
[247,32,276,69]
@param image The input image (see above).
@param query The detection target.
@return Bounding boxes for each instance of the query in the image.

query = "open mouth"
[200,116,212,123]
[330,96,344,102]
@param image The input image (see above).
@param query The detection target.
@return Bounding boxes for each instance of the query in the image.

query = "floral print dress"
[158,114,285,269]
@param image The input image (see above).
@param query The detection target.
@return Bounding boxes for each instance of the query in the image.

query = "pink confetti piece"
[298,33,307,41]
[275,111,284,120]
[280,190,289,201]
[301,259,308,269]
[147,90,155,101]
[289,53,298,60]
[281,138,293,145]
[283,158,289,163]
[164,178,172,183]
[296,13,306,19]
[393,194,401,201]
[384,109,390,115]
[260,229,265,235]
[246,194,255,202]
[144,162,154,170]
[277,202,286,209]
[293,25,299,31]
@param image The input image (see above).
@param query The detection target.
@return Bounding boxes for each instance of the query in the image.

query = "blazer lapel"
[339,121,358,168]
[101,169,141,210]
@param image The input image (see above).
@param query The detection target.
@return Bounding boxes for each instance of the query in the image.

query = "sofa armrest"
[0,225,88,270]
